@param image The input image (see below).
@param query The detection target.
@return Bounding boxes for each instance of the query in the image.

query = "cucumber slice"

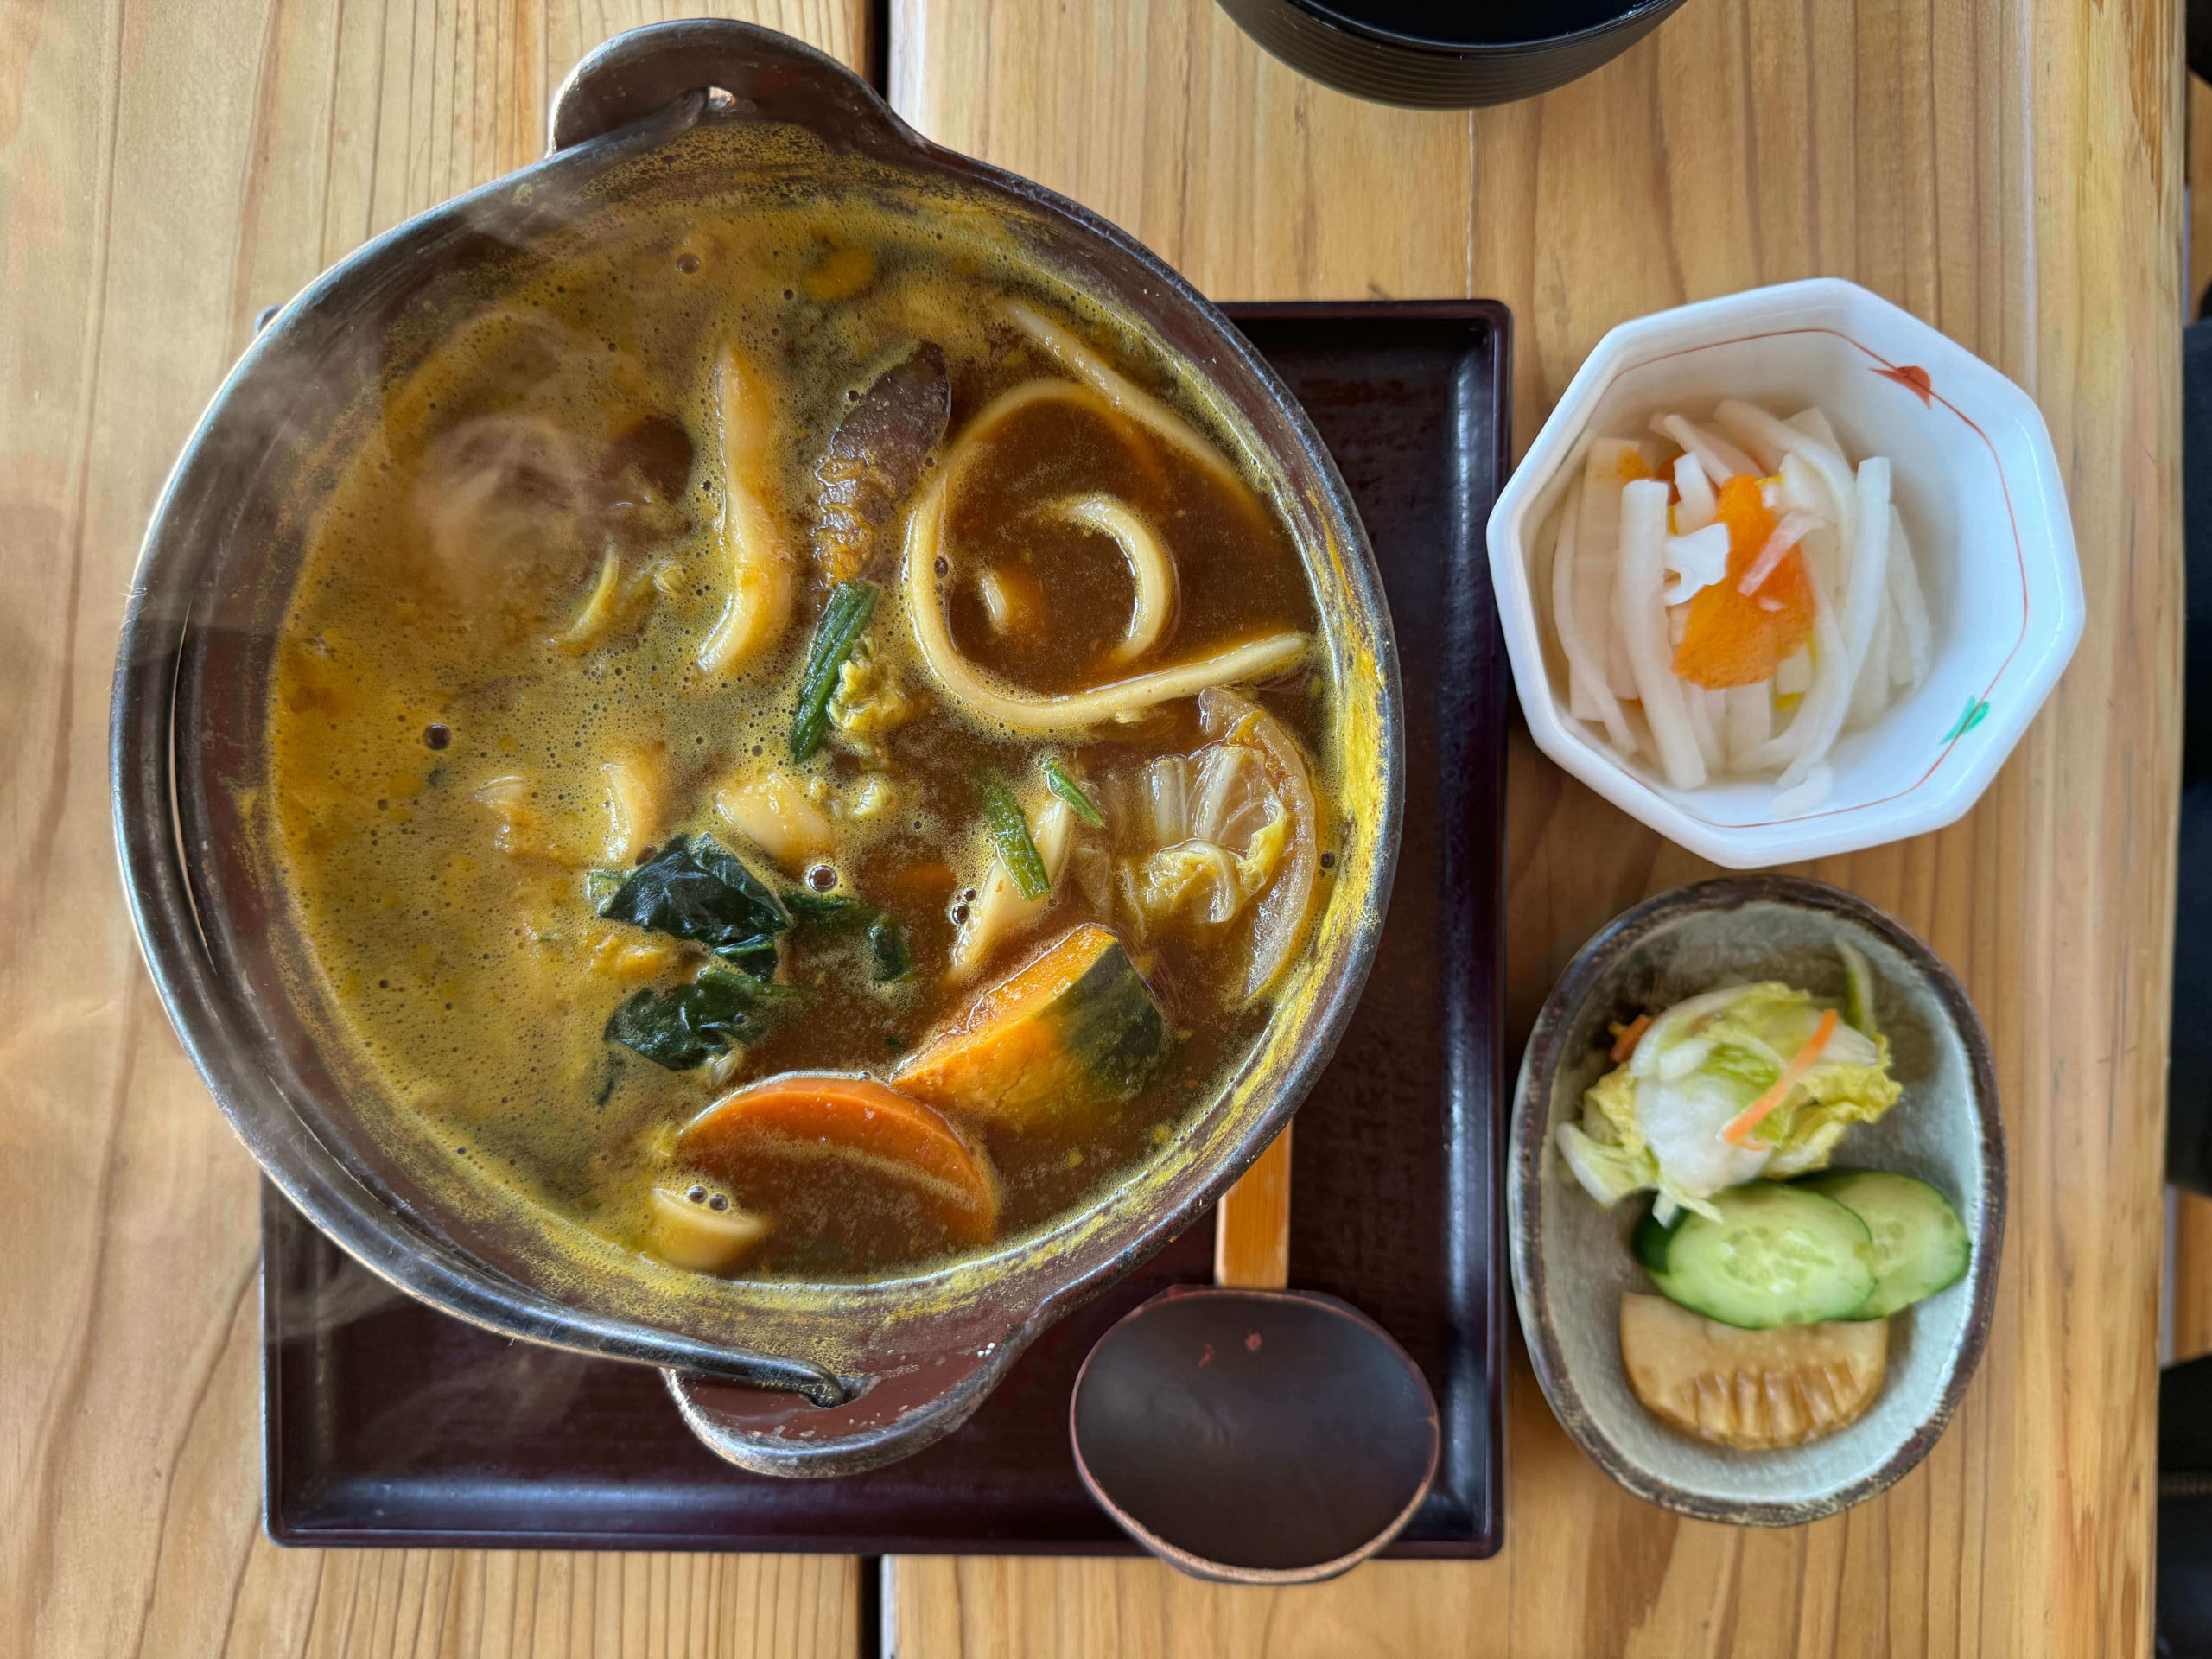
[1645,1183,1878,1329]
[1797,1170,1971,1318]
[1631,1203,1678,1273]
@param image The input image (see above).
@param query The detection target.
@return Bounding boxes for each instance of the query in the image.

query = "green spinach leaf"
[868,914,913,982]
[597,835,788,979]
[605,970,791,1070]
[779,887,913,983]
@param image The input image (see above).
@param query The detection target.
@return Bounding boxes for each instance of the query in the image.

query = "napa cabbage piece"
[1556,963,1903,1220]
[827,633,923,763]
[1103,689,1318,1001]
[1125,777,1291,928]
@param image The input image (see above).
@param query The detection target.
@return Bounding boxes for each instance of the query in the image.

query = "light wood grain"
[2174,1192,2212,1363]
[0,3,865,1656]
[1213,1127,1291,1289]
[2192,72,2212,316]
[2165,54,2209,1371]
[0,0,2179,1651]
[887,0,2182,1652]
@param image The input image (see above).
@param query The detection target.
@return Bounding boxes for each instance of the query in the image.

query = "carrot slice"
[1673,476,1816,690]
[678,1074,1000,1244]
[883,860,958,904]
[1721,1009,1840,1148]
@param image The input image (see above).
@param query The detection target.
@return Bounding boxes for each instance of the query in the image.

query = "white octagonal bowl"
[1486,278,2084,868]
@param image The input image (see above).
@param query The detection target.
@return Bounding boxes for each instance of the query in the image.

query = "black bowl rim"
[1278,0,1686,59]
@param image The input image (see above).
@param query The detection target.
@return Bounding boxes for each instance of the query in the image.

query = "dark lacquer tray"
[262,299,1513,1555]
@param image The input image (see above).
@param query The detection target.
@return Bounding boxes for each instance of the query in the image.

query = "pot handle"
[660,1308,1038,1478]
[548,18,911,157]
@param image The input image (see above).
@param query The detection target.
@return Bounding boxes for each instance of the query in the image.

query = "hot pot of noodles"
[111,19,1402,1475]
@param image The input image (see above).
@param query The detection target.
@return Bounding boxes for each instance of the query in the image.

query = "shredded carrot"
[1672,476,1816,689]
[1609,1014,1654,1064]
[1617,448,1653,482]
[1721,1008,1840,1148]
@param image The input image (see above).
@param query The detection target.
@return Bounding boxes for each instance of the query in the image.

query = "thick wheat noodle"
[1052,493,1179,662]
[1002,298,1259,508]
[950,377,1163,489]
[903,472,1306,730]
[902,353,1306,727]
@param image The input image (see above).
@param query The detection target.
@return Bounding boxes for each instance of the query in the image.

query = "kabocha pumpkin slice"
[679,1075,999,1245]
[894,923,1170,1128]
[1619,1293,1888,1450]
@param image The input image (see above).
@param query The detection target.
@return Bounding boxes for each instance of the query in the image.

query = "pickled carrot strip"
[1722,1009,1840,1147]
[1672,478,1816,690]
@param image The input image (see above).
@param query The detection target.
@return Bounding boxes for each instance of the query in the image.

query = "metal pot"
[110,19,1402,1477]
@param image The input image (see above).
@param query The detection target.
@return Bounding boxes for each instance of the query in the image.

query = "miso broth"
[269,195,1334,1281]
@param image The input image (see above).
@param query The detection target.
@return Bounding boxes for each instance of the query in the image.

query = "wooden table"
[0,0,2176,1652]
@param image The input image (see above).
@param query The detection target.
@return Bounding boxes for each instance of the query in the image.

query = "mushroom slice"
[698,345,797,677]
[716,771,836,873]
[601,742,671,866]
[648,1183,773,1273]
[1619,1294,1888,1450]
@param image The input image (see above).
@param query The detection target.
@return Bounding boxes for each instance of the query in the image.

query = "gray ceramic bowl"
[1508,877,2004,1525]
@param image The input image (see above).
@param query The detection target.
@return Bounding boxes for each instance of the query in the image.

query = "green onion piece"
[1041,755,1105,827]
[977,772,1051,900]
[789,580,880,762]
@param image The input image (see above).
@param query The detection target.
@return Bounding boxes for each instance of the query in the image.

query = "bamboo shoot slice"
[1620,1294,1887,1449]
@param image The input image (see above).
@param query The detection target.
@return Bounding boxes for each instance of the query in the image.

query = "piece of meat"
[593,412,696,546]
[813,341,950,582]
